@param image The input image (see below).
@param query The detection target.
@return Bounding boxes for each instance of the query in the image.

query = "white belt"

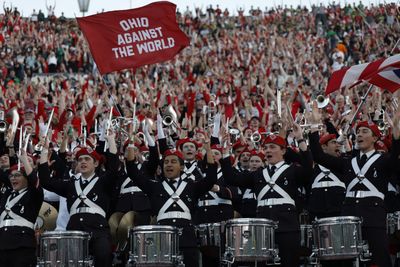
[120,186,142,194]
[313,181,346,189]
[198,199,232,207]
[0,219,34,229]
[157,211,192,221]
[257,198,295,207]
[70,207,106,217]
[346,191,384,200]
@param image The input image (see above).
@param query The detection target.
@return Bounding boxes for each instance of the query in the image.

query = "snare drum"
[38,231,91,267]
[129,225,179,266]
[196,222,222,247]
[312,216,362,260]
[224,218,278,262]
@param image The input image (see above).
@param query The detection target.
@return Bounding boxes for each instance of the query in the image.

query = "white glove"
[143,121,155,147]
[212,113,221,138]
[157,113,165,139]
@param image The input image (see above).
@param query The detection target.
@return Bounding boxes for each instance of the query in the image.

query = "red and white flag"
[77,1,190,75]
[325,54,400,94]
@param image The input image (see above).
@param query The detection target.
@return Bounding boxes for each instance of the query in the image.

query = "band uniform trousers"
[0,247,36,267]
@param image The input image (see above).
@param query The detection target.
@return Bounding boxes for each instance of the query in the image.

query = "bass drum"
[38,231,91,266]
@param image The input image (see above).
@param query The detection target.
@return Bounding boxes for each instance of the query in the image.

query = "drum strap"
[120,177,142,194]
[258,164,295,207]
[312,165,345,189]
[388,182,397,193]
[70,177,106,217]
[0,190,34,229]
[181,161,203,181]
[242,189,256,200]
[198,168,232,207]
[157,181,191,221]
[347,154,384,200]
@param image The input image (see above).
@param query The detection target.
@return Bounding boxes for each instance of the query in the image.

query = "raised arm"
[193,133,217,197]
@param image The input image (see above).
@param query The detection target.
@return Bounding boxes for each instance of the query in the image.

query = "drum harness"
[311,165,345,189]
[0,189,35,229]
[346,154,384,200]
[120,164,143,194]
[198,168,232,207]
[69,175,106,218]
[257,163,295,207]
[181,161,202,181]
[157,180,192,221]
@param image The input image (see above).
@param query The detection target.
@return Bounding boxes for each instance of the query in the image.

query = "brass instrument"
[250,131,262,144]
[9,107,20,138]
[207,101,217,129]
[0,110,7,133]
[316,95,330,109]
[162,105,178,128]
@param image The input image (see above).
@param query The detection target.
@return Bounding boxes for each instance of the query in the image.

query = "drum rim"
[41,230,90,237]
[196,222,221,227]
[226,218,277,225]
[313,216,361,224]
[131,225,178,232]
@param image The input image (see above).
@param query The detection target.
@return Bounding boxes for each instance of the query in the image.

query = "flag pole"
[346,38,400,133]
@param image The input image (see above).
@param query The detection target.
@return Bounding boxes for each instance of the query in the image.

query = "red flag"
[77,1,190,75]
[325,54,400,95]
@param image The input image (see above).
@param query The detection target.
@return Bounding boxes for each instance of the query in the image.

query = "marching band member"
[221,125,313,267]
[238,150,265,218]
[308,103,400,267]
[0,149,43,267]
[126,133,217,267]
[307,133,346,220]
[38,131,119,267]
[195,144,240,267]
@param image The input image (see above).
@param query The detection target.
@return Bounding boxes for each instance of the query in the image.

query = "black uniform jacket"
[220,149,313,233]
[309,131,400,228]
[38,152,119,235]
[0,171,43,250]
[126,160,217,247]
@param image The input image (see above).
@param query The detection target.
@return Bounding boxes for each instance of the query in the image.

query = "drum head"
[41,230,90,238]
[132,225,177,233]
[314,216,361,225]
[227,218,276,226]
[35,202,58,233]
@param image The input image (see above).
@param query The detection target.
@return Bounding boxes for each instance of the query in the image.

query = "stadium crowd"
[0,2,399,267]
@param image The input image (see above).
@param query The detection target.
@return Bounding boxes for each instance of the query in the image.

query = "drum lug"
[308,250,320,266]
[358,241,371,261]
[222,250,235,264]
[266,248,280,265]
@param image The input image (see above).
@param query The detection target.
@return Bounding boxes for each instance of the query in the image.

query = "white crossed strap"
[312,165,345,189]
[120,177,142,194]
[69,177,106,217]
[198,168,232,206]
[346,154,384,200]
[388,182,397,193]
[157,180,191,221]
[242,189,256,200]
[0,190,34,229]
[181,162,198,181]
[257,164,295,207]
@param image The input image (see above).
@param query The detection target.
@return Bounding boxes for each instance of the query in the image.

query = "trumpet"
[250,131,262,144]
[162,105,178,127]
[316,95,330,109]
[0,110,7,133]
